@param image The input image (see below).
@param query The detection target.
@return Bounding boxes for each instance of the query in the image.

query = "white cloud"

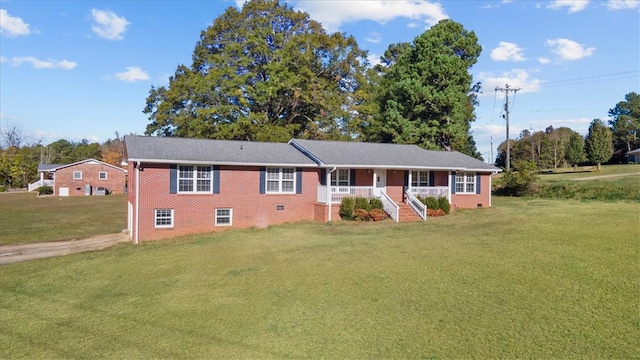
[0,56,77,69]
[545,38,595,61]
[365,32,382,44]
[477,69,544,95]
[291,1,448,32]
[547,0,590,13]
[367,53,381,67]
[0,9,31,37]
[490,42,526,62]
[538,57,552,64]
[114,67,149,82]
[607,0,639,9]
[90,9,130,40]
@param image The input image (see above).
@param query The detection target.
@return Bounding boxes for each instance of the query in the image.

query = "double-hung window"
[178,165,212,193]
[455,172,476,194]
[215,208,232,226]
[73,171,82,180]
[155,208,174,228]
[331,169,350,193]
[411,171,429,187]
[99,171,107,180]
[266,167,295,193]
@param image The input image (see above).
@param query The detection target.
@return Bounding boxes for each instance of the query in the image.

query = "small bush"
[38,185,53,195]
[339,197,355,220]
[369,198,383,210]
[354,197,371,212]
[369,208,387,221]
[422,196,438,211]
[496,161,539,196]
[427,208,446,217]
[437,196,450,214]
[0,185,6,192]
[353,208,371,221]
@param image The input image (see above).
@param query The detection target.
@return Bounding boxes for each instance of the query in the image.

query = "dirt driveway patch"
[570,172,640,181]
[0,232,130,265]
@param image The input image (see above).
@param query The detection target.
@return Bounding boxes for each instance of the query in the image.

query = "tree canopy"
[608,92,640,159]
[585,119,613,170]
[144,0,368,142]
[364,19,482,157]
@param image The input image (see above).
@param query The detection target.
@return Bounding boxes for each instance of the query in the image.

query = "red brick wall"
[386,170,406,203]
[354,169,373,186]
[451,173,493,209]
[133,164,320,241]
[55,162,126,196]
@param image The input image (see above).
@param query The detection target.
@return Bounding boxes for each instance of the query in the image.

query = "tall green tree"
[144,0,367,142]
[585,119,613,171]
[565,132,586,166]
[608,92,640,160]
[365,19,482,156]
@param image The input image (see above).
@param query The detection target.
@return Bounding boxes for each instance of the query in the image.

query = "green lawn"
[0,192,126,245]
[1,197,638,358]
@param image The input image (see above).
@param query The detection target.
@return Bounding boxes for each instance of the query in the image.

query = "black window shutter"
[213,166,220,194]
[476,173,481,194]
[319,168,326,186]
[259,167,266,194]
[349,169,356,186]
[296,168,302,194]
[403,171,409,192]
[429,171,435,186]
[169,164,177,194]
[451,173,456,194]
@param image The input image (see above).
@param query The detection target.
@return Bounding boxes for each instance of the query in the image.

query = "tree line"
[0,129,124,189]
[143,0,483,158]
[495,91,639,171]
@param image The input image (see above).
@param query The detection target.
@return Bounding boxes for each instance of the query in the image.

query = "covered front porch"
[315,168,451,205]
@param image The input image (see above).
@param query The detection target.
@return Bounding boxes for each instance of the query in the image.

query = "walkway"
[0,232,130,265]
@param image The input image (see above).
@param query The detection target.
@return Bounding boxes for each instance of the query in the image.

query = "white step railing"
[28,180,54,192]
[317,186,375,204]
[379,191,399,222]
[405,190,426,220]
[410,186,449,198]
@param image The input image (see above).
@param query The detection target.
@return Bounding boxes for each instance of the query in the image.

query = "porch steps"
[397,203,423,222]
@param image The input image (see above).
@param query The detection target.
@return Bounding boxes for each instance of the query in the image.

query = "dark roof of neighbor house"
[37,159,126,172]
[37,164,64,172]
[124,135,317,167]
[627,148,640,155]
[290,139,500,172]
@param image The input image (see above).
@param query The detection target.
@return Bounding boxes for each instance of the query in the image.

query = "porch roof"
[124,135,317,167]
[290,139,500,172]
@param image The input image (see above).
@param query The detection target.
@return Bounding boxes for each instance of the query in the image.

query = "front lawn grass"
[1,197,638,358]
[0,192,126,245]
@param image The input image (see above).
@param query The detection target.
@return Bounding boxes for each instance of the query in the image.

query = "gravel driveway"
[0,232,130,265]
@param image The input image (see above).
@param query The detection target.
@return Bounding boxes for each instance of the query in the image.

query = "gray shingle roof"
[124,136,317,167]
[290,139,500,172]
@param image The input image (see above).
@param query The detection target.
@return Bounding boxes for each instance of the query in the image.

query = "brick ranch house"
[124,136,500,243]
[29,158,127,196]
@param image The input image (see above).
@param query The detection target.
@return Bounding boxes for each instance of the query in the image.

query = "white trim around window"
[154,208,174,228]
[99,171,107,180]
[411,171,429,187]
[455,172,476,194]
[266,167,295,194]
[73,171,82,180]
[178,165,212,193]
[215,208,232,226]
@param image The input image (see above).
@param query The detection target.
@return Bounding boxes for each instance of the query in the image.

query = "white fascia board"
[127,158,319,168]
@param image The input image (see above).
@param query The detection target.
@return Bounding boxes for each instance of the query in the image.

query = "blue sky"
[1,0,638,162]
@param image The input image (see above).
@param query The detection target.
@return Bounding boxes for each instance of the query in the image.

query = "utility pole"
[495,84,520,171]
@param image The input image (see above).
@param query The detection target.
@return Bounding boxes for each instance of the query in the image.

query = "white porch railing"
[28,179,53,192]
[410,186,449,198]
[379,191,399,222]
[317,186,375,204]
[405,190,426,220]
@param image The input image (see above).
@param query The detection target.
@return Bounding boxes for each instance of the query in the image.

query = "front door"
[374,170,386,197]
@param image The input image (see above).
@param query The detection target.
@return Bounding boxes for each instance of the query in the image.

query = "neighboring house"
[29,159,127,196]
[124,136,500,242]
[626,148,640,163]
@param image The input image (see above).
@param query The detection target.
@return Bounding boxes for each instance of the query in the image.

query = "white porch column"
[448,171,453,204]
[327,168,334,221]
